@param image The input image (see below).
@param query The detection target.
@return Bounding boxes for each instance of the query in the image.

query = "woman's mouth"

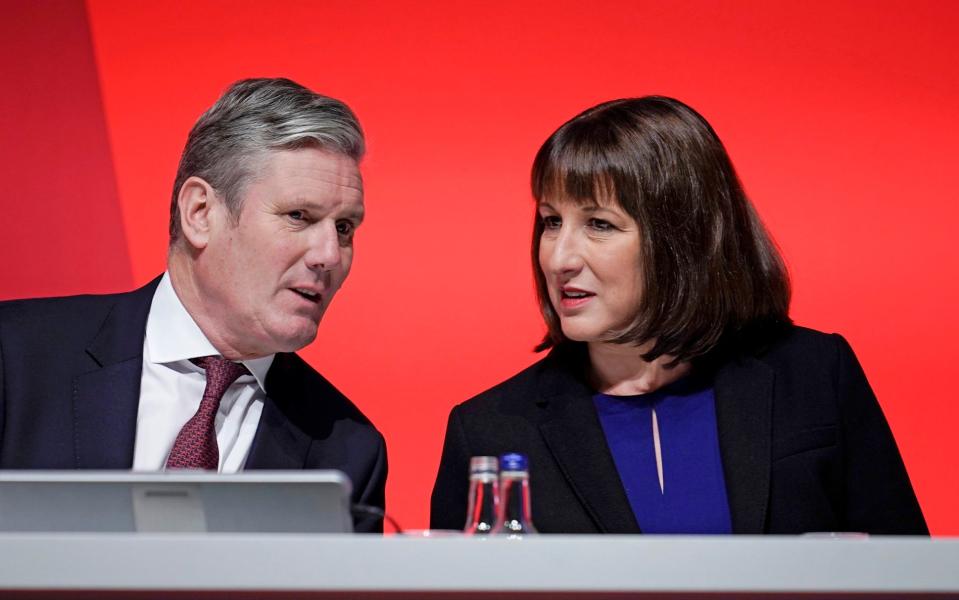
[559,287,595,310]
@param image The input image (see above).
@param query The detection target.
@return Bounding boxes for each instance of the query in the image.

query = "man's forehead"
[255,147,363,190]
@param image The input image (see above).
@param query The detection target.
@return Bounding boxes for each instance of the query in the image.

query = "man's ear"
[177,176,219,250]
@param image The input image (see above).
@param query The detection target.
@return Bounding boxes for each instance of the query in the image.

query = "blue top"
[593,376,732,534]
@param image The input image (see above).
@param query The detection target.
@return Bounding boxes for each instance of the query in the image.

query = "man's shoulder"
[0,281,159,345]
[0,290,125,343]
[267,352,381,433]
[1,291,116,318]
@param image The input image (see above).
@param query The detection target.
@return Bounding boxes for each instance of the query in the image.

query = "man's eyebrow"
[287,197,365,218]
[344,208,365,223]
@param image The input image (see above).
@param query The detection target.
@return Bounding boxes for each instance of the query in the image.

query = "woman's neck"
[587,340,691,396]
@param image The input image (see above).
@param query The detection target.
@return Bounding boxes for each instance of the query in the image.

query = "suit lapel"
[537,350,640,533]
[246,353,312,470]
[714,355,774,533]
[74,278,160,469]
[73,361,141,468]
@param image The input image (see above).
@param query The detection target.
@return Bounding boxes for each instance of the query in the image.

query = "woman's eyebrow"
[582,204,616,215]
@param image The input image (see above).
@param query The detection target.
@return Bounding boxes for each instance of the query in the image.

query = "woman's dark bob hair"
[531,96,791,363]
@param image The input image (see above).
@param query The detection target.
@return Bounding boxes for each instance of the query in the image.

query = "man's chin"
[274,327,319,353]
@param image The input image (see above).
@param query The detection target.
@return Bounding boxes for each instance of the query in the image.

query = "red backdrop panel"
[0,0,131,297]
[3,0,956,533]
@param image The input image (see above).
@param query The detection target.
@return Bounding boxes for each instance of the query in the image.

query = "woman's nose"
[541,228,584,275]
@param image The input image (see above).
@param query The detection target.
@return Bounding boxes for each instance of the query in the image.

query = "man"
[0,78,386,532]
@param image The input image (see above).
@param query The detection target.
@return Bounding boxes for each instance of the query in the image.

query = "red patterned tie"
[165,356,250,470]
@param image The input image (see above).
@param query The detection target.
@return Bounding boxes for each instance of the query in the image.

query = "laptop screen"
[0,471,353,533]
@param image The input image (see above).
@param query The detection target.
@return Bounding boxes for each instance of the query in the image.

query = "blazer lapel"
[537,351,640,533]
[245,354,312,470]
[73,361,142,468]
[74,278,160,469]
[714,355,774,533]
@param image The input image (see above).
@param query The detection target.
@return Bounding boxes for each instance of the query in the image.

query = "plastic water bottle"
[491,453,537,537]
[463,456,499,535]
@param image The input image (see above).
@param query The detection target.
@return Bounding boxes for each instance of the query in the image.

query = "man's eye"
[541,216,561,230]
[336,220,355,237]
[587,218,614,232]
[288,210,306,222]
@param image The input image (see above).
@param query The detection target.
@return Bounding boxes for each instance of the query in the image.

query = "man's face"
[196,147,364,358]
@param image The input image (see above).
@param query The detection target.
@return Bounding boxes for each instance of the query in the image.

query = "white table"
[1,534,956,598]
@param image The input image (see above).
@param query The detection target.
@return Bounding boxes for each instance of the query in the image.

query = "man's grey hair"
[169,77,365,242]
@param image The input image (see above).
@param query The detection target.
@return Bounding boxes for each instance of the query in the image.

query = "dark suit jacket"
[0,277,387,532]
[431,327,927,534]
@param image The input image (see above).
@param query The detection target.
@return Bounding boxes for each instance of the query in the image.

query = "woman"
[430,97,927,534]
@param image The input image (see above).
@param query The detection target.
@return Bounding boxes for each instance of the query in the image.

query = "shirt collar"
[145,272,274,392]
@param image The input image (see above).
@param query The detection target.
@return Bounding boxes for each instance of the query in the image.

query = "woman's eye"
[541,215,561,230]
[587,218,614,232]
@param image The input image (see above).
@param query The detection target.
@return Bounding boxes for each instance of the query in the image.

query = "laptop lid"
[0,470,353,533]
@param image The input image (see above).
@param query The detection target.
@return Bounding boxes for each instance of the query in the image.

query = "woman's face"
[538,197,643,344]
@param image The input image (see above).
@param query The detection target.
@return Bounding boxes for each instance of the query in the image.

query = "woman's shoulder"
[725,324,863,391]
[453,343,588,418]
[749,324,852,363]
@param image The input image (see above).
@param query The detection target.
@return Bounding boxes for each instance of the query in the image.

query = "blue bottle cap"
[499,453,528,472]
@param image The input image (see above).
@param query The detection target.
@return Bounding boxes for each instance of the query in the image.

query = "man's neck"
[167,250,254,361]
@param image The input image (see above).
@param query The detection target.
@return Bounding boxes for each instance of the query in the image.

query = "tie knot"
[191,355,250,393]
[167,356,250,471]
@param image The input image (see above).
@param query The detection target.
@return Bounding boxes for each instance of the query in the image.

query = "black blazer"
[0,277,387,532]
[431,327,926,534]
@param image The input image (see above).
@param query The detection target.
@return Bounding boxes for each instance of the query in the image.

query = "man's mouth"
[292,288,322,304]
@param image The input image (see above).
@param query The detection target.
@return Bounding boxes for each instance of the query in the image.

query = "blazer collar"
[535,346,641,533]
[84,277,161,367]
[74,276,162,468]
[533,344,776,535]
[73,277,315,471]
[713,354,774,534]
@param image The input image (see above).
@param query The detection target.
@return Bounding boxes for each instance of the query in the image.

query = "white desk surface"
[0,534,956,598]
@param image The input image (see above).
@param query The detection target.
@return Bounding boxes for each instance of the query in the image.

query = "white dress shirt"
[132,273,274,473]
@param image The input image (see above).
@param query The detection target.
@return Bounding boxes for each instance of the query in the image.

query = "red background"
[1,0,956,534]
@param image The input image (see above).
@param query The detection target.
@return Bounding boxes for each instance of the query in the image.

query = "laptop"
[0,470,353,533]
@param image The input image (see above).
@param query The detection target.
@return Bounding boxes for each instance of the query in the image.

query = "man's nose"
[305,221,343,272]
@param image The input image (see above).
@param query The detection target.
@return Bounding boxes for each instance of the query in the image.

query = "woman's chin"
[560,325,601,344]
